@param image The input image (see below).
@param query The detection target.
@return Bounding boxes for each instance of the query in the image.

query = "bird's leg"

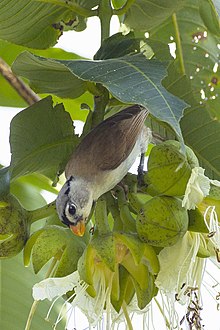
[137,153,145,186]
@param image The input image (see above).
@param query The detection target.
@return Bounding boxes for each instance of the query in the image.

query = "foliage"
[0,0,220,329]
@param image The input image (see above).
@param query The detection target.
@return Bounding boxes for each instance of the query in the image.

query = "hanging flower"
[204,206,220,262]
[155,232,206,303]
[182,167,210,210]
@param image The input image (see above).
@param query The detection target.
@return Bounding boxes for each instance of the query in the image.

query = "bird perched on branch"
[56,105,151,236]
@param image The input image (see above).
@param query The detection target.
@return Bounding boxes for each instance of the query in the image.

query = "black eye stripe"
[64,187,70,195]
[61,212,72,227]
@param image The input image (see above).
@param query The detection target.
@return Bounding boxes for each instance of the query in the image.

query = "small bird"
[56,105,151,236]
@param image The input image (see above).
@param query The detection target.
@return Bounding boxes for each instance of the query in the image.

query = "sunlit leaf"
[0,0,98,48]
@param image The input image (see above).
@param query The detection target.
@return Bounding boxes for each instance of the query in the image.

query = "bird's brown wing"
[65,105,148,178]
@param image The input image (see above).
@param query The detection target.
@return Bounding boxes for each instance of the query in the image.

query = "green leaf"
[0,39,88,107]
[63,54,187,141]
[124,0,184,31]
[12,51,87,99]
[94,32,141,60]
[0,0,96,49]
[148,0,220,118]
[181,105,220,179]
[12,52,187,141]
[199,0,220,36]
[0,253,66,329]
[0,0,70,48]
[9,96,78,180]
[164,63,220,179]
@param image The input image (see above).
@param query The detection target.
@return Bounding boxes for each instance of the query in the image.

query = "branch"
[0,57,40,105]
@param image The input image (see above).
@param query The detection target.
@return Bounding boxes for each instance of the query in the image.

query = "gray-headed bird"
[56,105,151,236]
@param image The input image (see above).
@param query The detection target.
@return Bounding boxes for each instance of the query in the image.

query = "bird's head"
[56,176,93,236]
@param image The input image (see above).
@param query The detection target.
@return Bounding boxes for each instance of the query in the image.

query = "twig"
[0,57,40,105]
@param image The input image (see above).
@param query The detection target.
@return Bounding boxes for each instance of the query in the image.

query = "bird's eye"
[68,203,76,216]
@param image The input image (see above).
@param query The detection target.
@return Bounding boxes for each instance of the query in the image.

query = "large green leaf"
[13,52,187,141]
[124,0,184,31]
[0,0,98,49]
[0,40,87,108]
[147,0,220,118]
[12,51,87,99]
[164,63,220,179]
[63,54,187,141]
[0,253,66,329]
[0,0,70,48]
[9,96,78,180]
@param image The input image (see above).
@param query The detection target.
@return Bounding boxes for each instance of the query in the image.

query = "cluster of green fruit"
[0,140,217,314]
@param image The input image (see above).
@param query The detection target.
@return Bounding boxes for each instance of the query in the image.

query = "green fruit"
[145,140,199,196]
[0,194,29,258]
[136,196,188,247]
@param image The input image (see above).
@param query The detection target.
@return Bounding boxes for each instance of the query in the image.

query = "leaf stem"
[0,57,40,105]
[25,257,58,330]
[35,0,98,17]
[172,13,185,75]
[28,201,57,224]
[113,0,135,16]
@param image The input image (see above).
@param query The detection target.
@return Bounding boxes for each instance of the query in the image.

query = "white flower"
[155,232,206,303]
[204,205,220,262]
[33,272,81,301]
[182,167,210,210]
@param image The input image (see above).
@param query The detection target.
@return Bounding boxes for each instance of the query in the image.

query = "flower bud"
[0,194,29,258]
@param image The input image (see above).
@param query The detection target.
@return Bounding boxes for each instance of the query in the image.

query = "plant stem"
[25,257,58,330]
[95,197,111,235]
[0,57,40,105]
[172,13,185,75]
[113,0,136,16]
[28,201,57,224]
[122,301,133,330]
[98,0,112,43]
[35,0,97,17]
[91,85,109,128]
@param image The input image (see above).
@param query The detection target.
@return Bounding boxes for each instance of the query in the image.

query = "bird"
[56,105,151,236]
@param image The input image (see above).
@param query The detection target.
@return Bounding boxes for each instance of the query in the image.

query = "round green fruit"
[136,196,188,247]
[0,194,29,258]
[145,140,199,196]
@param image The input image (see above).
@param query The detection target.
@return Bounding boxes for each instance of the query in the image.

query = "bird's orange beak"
[69,220,86,237]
